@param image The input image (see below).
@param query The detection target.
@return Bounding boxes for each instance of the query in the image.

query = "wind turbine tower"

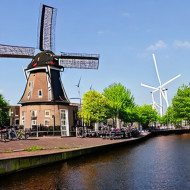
[141,54,181,117]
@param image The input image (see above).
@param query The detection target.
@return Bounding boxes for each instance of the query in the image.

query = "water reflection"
[1,134,190,189]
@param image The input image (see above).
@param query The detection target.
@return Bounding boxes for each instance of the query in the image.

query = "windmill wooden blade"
[58,52,99,69]
[0,44,35,58]
[38,4,57,51]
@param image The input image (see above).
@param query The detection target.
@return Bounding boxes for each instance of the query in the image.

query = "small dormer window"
[29,81,33,88]
[28,91,31,100]
[38,89,43,98]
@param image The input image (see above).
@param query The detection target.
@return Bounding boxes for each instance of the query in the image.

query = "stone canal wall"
[0,134,150,176]
[1,129,190,176]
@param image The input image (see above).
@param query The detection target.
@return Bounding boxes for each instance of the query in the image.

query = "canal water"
[1,134,190,190]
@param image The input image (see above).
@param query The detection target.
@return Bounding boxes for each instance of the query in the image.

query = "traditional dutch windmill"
[141,54,180,117]
[0,4,99,136]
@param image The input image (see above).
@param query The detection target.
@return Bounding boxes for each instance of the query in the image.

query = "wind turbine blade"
[160,89,170,109]
[161,74,181,88]
[152,88,159,93]
[160,89,166,101]
[151,92,156,109]
[164,90,169,107]
[155,102,161,108]
[152,54,162,86]
[141,83,158,90]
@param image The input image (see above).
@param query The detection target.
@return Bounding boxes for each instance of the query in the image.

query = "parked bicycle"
[17,129,29,140]
[0,127,29,142]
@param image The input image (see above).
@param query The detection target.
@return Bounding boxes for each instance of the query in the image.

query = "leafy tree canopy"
[79,90,110,124]
[0,94,10,126]
[162,106,182,126]
[172,83,190,123]
[103,83,135,120]
[120,106,139,124]
[136,105,158,128]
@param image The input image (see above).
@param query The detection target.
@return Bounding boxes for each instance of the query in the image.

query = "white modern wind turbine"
[151,91,161,111]
[141,53,181,117]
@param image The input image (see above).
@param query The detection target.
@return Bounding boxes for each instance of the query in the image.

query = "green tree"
[0,94,10,126]
[162,106,181,126]
[103,83,135,122]
[136,105,158,128]
[120,106,139,124]
[172,84,190,123]
[79,90,110,124]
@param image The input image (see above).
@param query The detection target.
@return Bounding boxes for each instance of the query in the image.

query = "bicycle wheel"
[23,133,29,140]
[2,132,8,142]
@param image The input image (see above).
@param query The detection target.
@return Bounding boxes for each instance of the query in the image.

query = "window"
[29,81,33,88]
[44,120,50,126]
[22,111,25,117]
[15,119,19,125]
[48,89,51,100]
[60,109,69,136]
[60,110,66,119]
[28,91,31,100]
[32,120,37,125]
[38,89,43,98]
[22,117,25,125]
[32,110,37,117]
[22,111,25,125]
[45,110,50,117]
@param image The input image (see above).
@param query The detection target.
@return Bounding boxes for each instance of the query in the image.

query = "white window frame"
[22,117,25,125]
[38,89,43,98]
[32,120,37,125]
[44,119,50,126]
[21,111,25,125]
[45,110,50,117]
[29,81,33,88]
[28,91,31,100]
[60,109,69,136]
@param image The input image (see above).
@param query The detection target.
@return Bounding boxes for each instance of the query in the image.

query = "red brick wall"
[20,104,78,135]
[20,72,49,102]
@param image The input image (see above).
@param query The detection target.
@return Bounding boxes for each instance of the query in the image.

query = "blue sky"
[0,0,189,114]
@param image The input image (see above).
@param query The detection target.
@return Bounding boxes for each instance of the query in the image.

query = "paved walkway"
[0,134,148,160]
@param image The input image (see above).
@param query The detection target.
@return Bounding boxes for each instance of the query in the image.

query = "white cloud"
[97,30,109,35]
[122,12,130,17]
[173,40,190,48]
[147,40,167,51]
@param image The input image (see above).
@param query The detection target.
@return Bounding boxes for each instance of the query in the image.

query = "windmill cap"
[27,51,59,69]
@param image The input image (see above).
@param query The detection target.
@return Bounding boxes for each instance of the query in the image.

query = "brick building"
[18,51,78,136]
[9,106,20,126]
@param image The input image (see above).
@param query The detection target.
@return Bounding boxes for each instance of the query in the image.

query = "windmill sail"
[0,44,35,58]
[38,4,57,51]
[58,52,99,69]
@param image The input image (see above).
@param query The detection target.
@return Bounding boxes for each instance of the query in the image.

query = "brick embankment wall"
[0,134,150,176]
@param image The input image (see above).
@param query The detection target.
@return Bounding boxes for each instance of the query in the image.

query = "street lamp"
[52,115,55,136]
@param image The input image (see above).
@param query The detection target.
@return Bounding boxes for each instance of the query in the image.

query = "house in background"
[9,106,20,126]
